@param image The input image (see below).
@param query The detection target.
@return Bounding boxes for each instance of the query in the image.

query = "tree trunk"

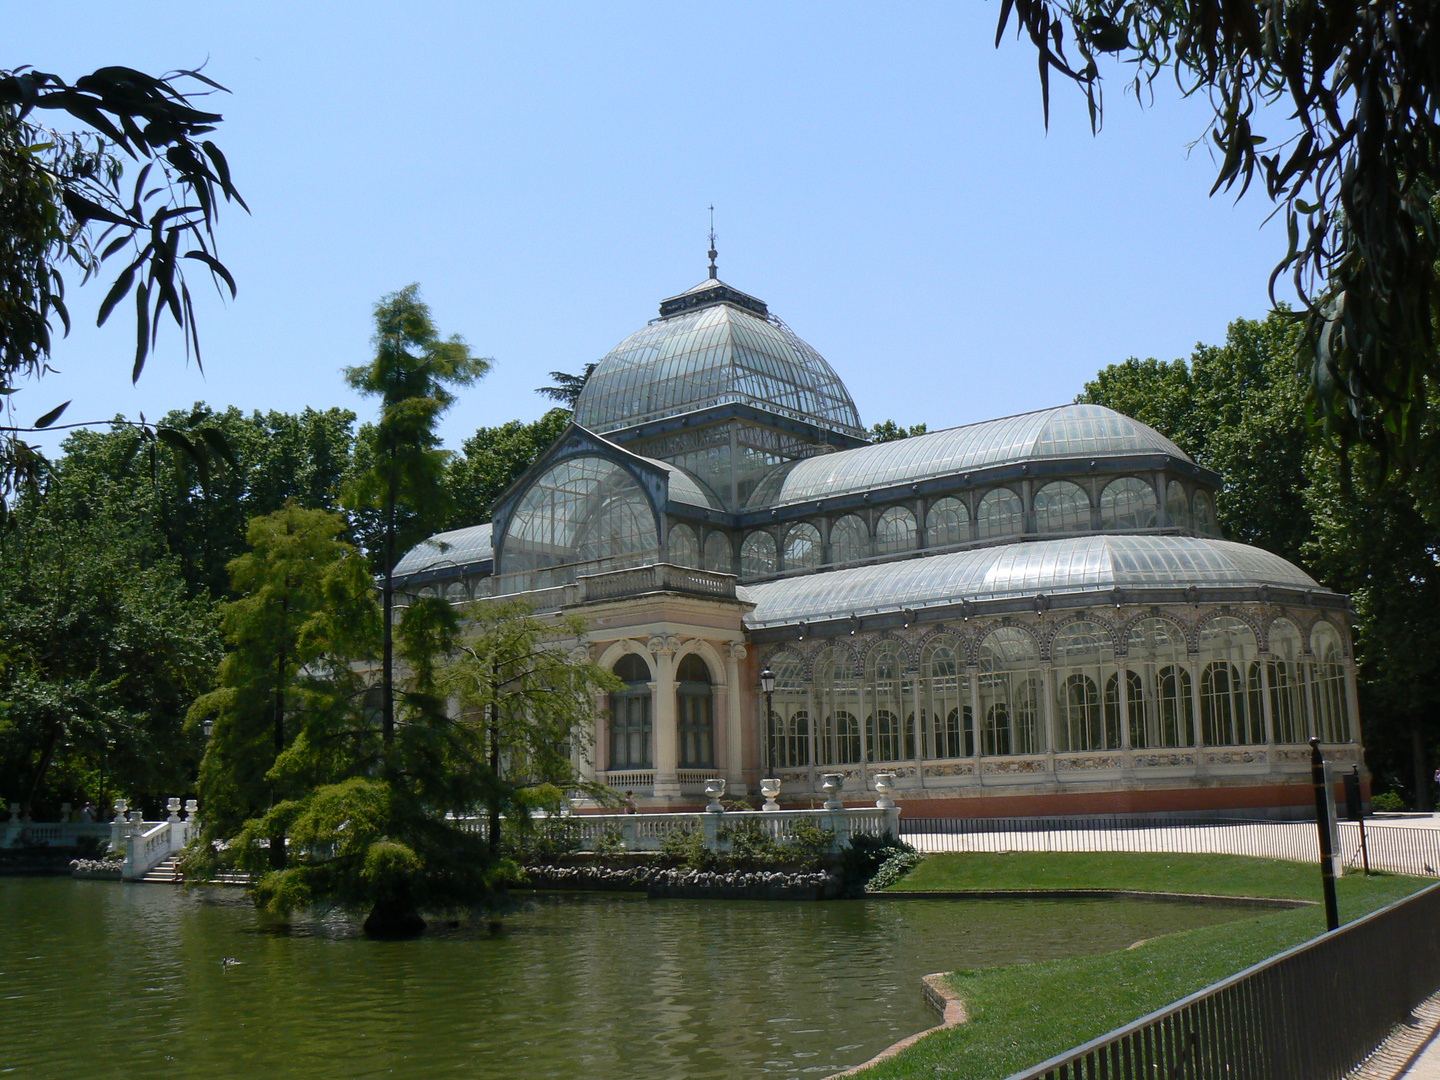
[381,469,398,748]
[270,639,288,871]
[363,898,426,939]
[1413,723,1432,812]
[21,719,63,818]
[488,657,502,858]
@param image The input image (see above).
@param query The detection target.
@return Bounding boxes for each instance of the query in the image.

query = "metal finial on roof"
[707,205,718,279]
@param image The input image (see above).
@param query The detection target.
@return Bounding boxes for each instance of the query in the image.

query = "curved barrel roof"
[394,523,493,578]
[747,404,1192,508]
[574,288,863,438]
[740,534,1320,628]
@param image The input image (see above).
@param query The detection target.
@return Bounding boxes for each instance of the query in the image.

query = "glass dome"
[574,280,864,439]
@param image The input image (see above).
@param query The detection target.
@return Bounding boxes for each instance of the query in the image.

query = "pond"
[0,878,1258,1079]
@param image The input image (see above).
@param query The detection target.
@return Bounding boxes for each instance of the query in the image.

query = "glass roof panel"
[574,300,863,438]
[748,404,1194,508]
[740,535,1321,627]
[394,523,493,577]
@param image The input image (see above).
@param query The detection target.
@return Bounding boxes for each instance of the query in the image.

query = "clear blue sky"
[14,3,1291,455]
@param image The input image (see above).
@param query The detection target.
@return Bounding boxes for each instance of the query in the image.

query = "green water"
[0,879,1256,1079]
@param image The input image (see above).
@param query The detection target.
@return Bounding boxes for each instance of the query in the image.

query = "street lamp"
[202,718,214,739]
[759,667,776,771]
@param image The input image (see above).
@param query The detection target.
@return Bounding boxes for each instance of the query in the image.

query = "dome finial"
[707,205,718,279]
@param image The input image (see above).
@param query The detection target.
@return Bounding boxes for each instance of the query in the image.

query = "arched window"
[609,653,653,770]
[1100,478,1158,530]
[922,638,972,758]
[867,642,914,762]
[829,514,869,564]
[977,627,1042,755]
[1034,481,1091,535]
[1166,481,1191,530]
[740,530,778,577]
[766,653,810,768]
[814,647,862,764]
[444,580,468,602]
[1052,621,1120,750]
[1199,617,1262,745]
[676,654,715,768]
[926,496,972,548]
[702,531,733,574]
[1126,618,1194,748]
[1266,619,1307,743]
[976,488,1024,540]
[875,507,918,556]
[1193,491,1219,535]
[503,455,658,591]
[1311,622,1352,743]
[668,523,700,568]
[783,522,822,571]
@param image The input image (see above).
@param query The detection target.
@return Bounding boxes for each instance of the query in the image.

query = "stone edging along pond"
[521,863,839,899]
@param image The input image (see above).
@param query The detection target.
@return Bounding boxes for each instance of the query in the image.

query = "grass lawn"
[857,853,1430,1079]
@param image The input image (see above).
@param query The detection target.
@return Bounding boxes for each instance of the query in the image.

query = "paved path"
[901,817,1440,878]
[1348,991,1440,1079]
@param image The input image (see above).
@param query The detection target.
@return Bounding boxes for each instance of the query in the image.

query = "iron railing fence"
[898,817,1440,878]
[1001,880,1440,1080]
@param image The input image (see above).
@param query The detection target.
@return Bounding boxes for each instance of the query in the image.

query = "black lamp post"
[759,667,776,770]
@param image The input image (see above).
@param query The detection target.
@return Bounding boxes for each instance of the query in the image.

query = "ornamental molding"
[1043,613,1122,663]
[982,758,1049,775]
[727,642,748,661]
[1131,752,1197,767]
[1114,609,1193,654]
[1204,749,1268,765]
[1056,755,1124,771]
[922,762,977,777]
[568,646,591,665]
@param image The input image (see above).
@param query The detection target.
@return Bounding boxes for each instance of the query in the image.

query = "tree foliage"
[344,284,490,745]
[444,408,571,529]
[0,65,246,505]
[999,1,1440,467]
[535,363,596,408]
[867,419,928,443]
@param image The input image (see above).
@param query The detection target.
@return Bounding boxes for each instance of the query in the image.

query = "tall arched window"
[922,638,972,758]
[926,497,971,548]
[609,653,653,770]
[1100,477,1158,530]
[702,531,733,574]
[783,522,822,571]
[1193,491,1219,535]
[1267,618,1308,743]
[1126,618,1194,748]
[740,530,778,577]
[829,514,869,564]
[875,507,918,556]
[1166,481,1191,530]
[977,627,1042,755]
[676,654,715,768]
[668,523,700,568]
[1199,617,1262,745]
[766,653,810,768]
[976,488,1024,540]
[814,647,862,764]
[1034,481,1091,535]
[867,642,914,762]
[502,455,658,591]
[1311,622,1352,743]
[1052,621,1120,750]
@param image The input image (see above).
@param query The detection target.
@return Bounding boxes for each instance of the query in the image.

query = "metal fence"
[1002,879,1440,1080]
[898,816,1440,878]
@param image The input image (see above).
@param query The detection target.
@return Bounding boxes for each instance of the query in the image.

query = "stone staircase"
[139,854,251,886]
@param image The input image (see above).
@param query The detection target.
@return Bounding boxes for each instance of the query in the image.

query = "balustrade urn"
[872,773,896,810]
[7,803,18,823]
[821,773,845,811]
[184,799,198,819]
[112,798,127,822]
[129,809,145,826]
[760,778,781,811]
[60,802,72,823]
[166,798,181,823]
[704,778,727,813]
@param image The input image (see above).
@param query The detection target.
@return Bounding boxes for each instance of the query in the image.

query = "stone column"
[968,664,982,763]
[1040,661,1057,758]
[726,643,747,795]
[588,689,609,780]
[1118,659,1133,751]
[650,638,681,798]
[1189,654,1206,756]
[1344,657,1362,745]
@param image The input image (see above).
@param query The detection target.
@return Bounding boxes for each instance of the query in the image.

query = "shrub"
[591,825,626,858]
[866,849,924,891]
[837,832,916,896]
[1372,790,1407,812]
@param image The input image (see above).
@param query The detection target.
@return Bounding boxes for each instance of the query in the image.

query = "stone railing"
[3,797,199,880]
[577,563,737,603]
[560,805,902,854]
[3,801,117,850]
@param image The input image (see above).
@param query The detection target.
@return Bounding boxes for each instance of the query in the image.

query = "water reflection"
[0,879,1253,1079]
